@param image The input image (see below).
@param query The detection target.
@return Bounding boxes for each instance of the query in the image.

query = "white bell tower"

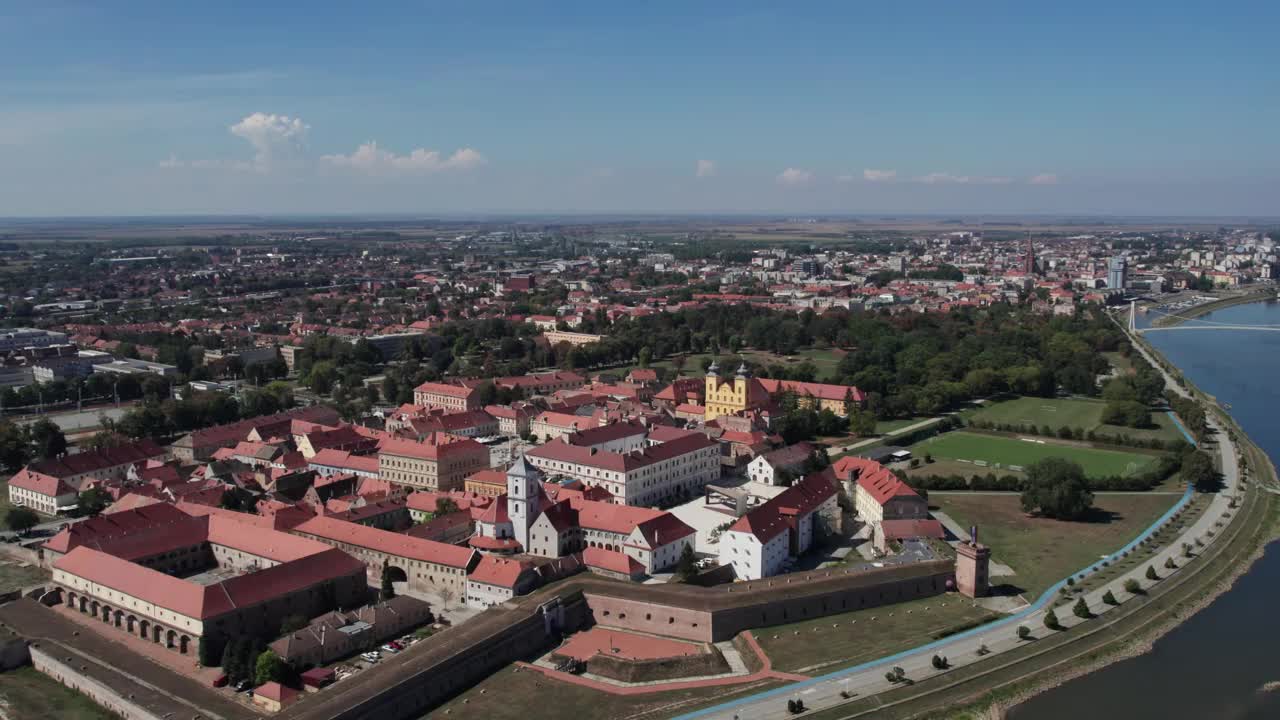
[507,454,543,551]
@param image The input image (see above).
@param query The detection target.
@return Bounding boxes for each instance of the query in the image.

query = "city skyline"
[1,1,1277,216]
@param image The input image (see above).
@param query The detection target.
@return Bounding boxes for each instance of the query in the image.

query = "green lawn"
[752,595,998,675]
[931,493,1179,597]
[426,663,787,719]
[0,666,119,720]
[911,431,1158,478]
[966,396,1184,445]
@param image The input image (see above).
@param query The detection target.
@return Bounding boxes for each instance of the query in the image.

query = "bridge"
[1128,300,1280,333]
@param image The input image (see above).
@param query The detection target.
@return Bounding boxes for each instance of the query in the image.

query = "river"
[1011,299,1280,720]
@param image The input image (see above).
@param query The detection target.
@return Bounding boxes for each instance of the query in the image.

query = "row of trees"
[0,418,67,473]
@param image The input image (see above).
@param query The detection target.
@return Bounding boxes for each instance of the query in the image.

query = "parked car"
[385,640,404,651]
[234,679,251,692]
[361,651,380,663]
[212,674,229,688]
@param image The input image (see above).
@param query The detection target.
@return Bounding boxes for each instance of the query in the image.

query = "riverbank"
[804,323,1280,720]
[1150,288,1275,327]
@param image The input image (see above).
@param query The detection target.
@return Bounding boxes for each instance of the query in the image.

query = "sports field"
[911,431,1158,478]
[967,396,1185,445]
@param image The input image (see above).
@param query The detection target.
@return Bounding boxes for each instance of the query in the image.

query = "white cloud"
[863,169,897,182]
[696,159,716,178]
[1029,173,1059,185]
[320,142,486,174]
[229,112,309,171]
[915,172,1013,185]
[835,174,855,183]
[777,167,813,186]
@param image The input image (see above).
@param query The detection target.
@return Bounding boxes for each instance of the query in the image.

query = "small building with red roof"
[465,556,538,608]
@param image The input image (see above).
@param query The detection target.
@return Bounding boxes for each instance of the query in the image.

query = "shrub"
[1165,557,1177,570]
[931,654,948,670]
[1017,625,1032,640]
[1146,565,1159,581]
[1103,589,1118,605]
[1123,578,1142,594]
[1044,607,1060,630]
[1073,598,1091,619]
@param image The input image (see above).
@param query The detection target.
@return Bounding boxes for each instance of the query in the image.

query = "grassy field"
[910,430,1158,478]
[0,666,119,720]
[0,561,49,594]
[752,595,998,675]
[966,396,1185,445]
[425,664,786,720]
[931,493,1179,597]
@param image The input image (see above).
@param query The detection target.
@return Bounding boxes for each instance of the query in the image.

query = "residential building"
[378,436,489,492]
[524,428,719,507]
[412,381,482,412]
[718,470,839,580]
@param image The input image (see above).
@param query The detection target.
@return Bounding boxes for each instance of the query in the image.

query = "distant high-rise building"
[1108,256,1128,289]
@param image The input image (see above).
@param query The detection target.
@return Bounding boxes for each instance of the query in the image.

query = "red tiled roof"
[879,518,945,541]
[7,467,75,497]
[26,439,164,480]
[583,547,644,575]
[412,381,476,398]
[467,556,532,588]
[832,456,920,505]
[728,470,837,542]
[526,432,715,472]
[379,436,486,461]
[292,515,477,569]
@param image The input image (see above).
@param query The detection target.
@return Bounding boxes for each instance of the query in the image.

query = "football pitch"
[912,430,1158,478]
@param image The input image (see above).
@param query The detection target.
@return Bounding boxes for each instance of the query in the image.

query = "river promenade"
[675,338,1245,720]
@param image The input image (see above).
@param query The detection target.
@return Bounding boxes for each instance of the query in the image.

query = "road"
[824,416,944,458]
[677,337,1242,720]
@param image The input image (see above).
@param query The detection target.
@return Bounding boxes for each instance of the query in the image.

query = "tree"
[1020,458,1093,521]
[4,507,39,534]
[847,407,877,437]
[380,559,396,600]
[0,422,30,473]
[675,544,697,581]
[931,654,948,670]
[434,497,460,516]
[78,487,110,516]
[254,649,288,686]
[1180,449,1220,493]
[1146,565,1159,581]
[1103,589,1118,605]
[28,418,66,461]
[638,346,652,368]
[1123,578,1142,594]
[198,636,216,666]
[1044,607,1060,630]
[1073,597,1091,619]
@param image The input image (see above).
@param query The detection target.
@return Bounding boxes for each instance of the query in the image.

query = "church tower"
[507,454,543,551]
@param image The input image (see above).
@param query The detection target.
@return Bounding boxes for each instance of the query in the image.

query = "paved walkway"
[675,339,1242,720]
[824,417,944,457]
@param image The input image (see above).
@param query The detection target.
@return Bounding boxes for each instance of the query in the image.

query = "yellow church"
[703,360,865,423]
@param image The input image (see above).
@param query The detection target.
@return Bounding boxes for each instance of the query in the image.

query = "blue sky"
[1,1,1277,216]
